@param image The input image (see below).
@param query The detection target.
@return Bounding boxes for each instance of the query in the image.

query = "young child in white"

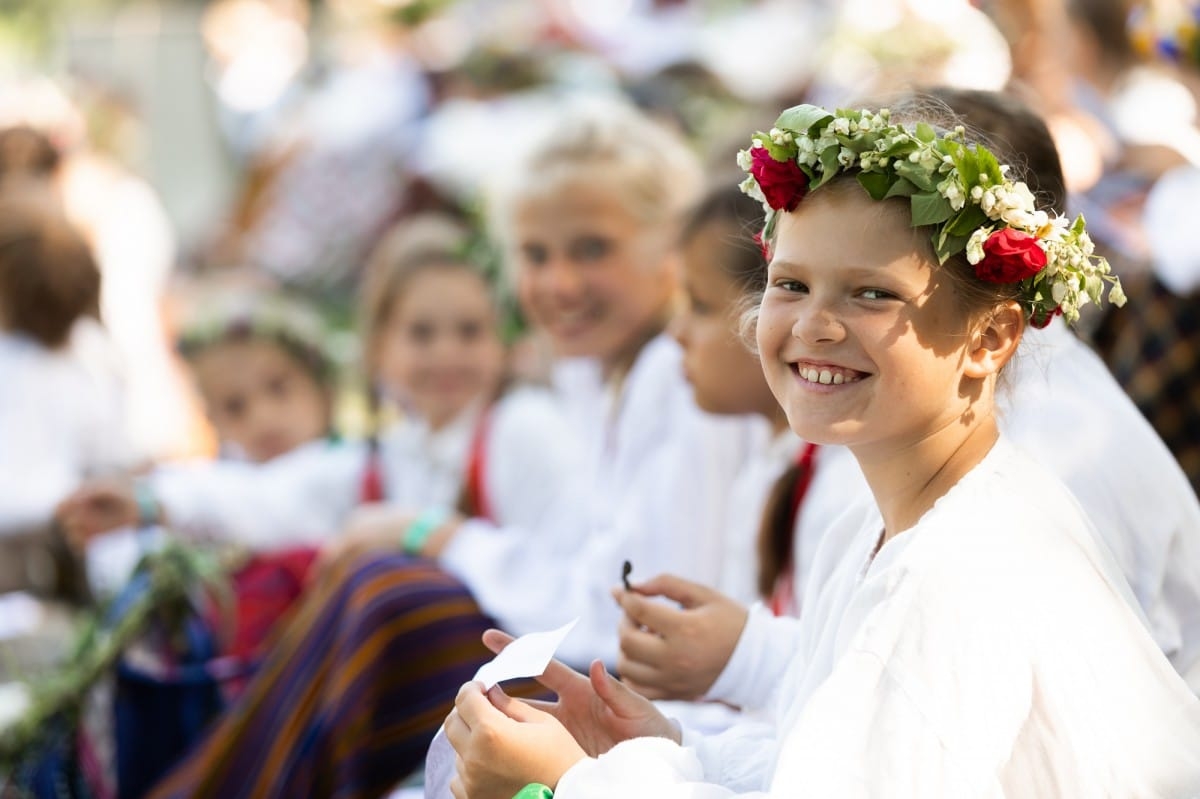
[75,290,339,593]
[58,215,577,560]
[0,193,129,537]
[442,105,1200,798]
[614,88,1200,708]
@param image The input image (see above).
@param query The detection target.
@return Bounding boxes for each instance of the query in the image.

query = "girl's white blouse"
[438,335,768,668]
[555,439,1200,798]
[148,385,579,549]
[0,331,130,535]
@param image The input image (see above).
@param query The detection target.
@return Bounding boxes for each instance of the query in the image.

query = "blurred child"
[59,213,575,557]
[80,290,337,597]
[0,192,128,537]
[176,293,334,464]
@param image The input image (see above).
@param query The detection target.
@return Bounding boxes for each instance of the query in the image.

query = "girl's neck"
[601,311,669,383]
[853,412,999,547]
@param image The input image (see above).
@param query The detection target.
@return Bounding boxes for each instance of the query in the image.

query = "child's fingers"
[481,628,514,654]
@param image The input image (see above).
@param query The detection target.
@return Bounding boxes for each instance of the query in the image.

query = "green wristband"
[402,508,449,554]
[512,785,553,799]
[133,481,161,528]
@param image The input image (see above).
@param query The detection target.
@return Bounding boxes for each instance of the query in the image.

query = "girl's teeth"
[797,365,859,385]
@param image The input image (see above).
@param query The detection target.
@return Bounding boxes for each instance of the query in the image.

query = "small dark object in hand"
[621,560,632,591]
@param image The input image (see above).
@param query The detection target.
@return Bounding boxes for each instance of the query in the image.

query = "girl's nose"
[542,258,586,300]
[791,300,845,346]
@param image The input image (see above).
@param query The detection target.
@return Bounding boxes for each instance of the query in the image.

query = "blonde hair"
[490,98,705,265]
[359,213,484,379]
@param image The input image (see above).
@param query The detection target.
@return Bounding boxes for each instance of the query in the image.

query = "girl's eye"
[222,395,246,419]
[408,322,435,344]
[266,375,290,397]
[520,244,548,266]
[859,288,896,301]
[569,236,611,262]
[458,320,483,341]
[774,279,808,294]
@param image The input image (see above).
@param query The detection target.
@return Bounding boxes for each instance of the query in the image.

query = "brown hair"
[359,213,484,379]
[680,179,767,296]
[0,193,100,348]
[0,126,61,183]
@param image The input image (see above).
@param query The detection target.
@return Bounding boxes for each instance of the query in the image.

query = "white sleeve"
[149,440,363,549]
[706,606,801,711]
[555,736,770,799]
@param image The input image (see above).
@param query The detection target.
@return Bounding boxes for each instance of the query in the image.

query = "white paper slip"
[472,619,578,690]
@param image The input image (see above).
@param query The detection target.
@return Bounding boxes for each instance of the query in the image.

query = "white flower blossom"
[740,175,765,204]
[980,190,997,215]
[1051,280,1069,304]
[1079,231,1095,256]
[832,118,851,136]
[1109,281,1127,306]
[838,147,856,167]
[736,149,753,171]
[970,185,984,201]
[966,228,990,264]
[937,176,966,210]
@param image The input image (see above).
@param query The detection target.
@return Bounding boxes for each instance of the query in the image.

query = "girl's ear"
[964,300,1024,379]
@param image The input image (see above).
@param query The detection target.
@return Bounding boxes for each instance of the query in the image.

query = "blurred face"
[512,177,677,371]
[192,339,330,463]
[672,222,778,418]
[756,188,980,452]
[375,267,504,428]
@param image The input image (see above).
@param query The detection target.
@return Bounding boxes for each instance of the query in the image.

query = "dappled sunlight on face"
[754,184,987,451]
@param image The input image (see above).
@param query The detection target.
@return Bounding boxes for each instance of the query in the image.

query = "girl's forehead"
[513,174,640,231]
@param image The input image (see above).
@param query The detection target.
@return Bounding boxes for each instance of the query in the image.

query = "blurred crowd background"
[2,0,1199,705]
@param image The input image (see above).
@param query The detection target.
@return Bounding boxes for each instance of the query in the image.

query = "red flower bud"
[750,147,809,212]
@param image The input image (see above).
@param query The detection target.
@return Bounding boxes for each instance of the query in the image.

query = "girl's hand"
[445,681,586,799]
[613,574,748,701]
[55,478,140,548]
[316,503,415,572]
[481,629,680,757]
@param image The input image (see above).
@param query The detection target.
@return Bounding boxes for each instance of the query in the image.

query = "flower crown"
[737,104,1126,326]
[177,295,336,384]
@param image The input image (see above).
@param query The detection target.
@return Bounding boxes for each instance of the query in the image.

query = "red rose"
[1029,305,1062,329]
[974,228,1048,283]
[751,147,809,212]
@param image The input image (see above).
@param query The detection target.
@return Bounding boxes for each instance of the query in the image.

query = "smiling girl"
[444,105,1200,798]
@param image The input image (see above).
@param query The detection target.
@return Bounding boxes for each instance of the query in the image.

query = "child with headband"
[445,102,1200,798]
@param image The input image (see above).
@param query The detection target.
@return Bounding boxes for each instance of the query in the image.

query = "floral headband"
[737,105,1126,326]
[177,294,336,385]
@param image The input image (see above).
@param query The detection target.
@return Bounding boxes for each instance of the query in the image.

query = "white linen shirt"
[438,335,768,667]
[555,439,1200,798]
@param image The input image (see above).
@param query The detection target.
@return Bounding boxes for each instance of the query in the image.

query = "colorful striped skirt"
[148,553,495,799]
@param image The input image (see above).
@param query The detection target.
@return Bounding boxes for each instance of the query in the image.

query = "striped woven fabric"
[148,553,496,799]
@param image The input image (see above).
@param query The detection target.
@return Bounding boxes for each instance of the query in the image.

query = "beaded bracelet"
[402,507,450,555]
